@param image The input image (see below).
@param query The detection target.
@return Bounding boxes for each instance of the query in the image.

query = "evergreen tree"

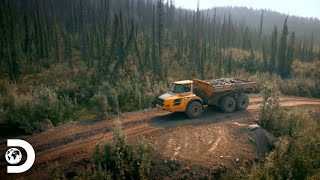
[158,0,164,80]
[308,33,314,61]
[244,50,256,73]
[152,5,157,78]
[226,51,233,75]
[278,17,289,78]
[259,10,264,38]
[269,26,278,73]
[262,41,268,72]
[6,2,21,83]
[242,27,251,50]
[286,32,295,77]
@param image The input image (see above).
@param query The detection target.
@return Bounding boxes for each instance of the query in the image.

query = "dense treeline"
[0,0,319,84]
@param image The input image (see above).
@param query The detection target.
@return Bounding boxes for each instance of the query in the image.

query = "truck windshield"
[171,83,191,93]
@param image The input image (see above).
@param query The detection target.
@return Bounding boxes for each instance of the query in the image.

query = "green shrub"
[48,162,65,180]
[228,83,320,179]
[94,78,167,115]
[229,110,320,180]
[90,91,109,118]
[74,164,113,180]
[75,120,153,179]
[243,50,258,73]
[241,110,320,179]
[3,87,76,133]
[258,83,283,132]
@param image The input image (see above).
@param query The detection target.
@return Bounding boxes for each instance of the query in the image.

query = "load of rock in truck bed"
[206,78,247,87]
[193,78,256,95]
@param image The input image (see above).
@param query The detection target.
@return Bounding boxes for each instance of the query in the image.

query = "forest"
[0,0,320,179]
[1,0,320,81]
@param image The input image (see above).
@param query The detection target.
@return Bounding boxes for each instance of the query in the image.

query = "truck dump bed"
[194,78,256,105]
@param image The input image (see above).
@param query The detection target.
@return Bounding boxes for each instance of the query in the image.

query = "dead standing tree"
[157,0,165,81]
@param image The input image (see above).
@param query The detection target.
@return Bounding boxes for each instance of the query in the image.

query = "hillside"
[205,6,320,44]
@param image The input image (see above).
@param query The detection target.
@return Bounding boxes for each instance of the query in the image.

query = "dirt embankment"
[1,95,320,179]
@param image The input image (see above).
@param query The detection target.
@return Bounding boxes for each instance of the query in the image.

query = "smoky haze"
[175,0,320,19]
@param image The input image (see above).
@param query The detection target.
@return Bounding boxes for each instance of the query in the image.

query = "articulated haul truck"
[157,78,256,118]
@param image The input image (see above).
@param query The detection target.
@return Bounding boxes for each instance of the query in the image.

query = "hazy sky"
[175,0,320,19]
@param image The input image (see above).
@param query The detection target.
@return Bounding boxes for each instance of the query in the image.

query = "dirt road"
[1,95,320,179]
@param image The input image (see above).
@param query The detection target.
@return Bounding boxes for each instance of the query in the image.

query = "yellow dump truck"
[157,78,256,118]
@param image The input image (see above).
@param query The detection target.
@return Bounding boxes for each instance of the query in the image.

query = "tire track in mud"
[0,112,169,170]
[33,123,164,166]
[33,123,177,168]
[209,130,222,152]
[33,120,178,166]
[30,115,160,153]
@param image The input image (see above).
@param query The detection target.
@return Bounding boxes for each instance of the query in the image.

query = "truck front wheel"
[186,101,203,119]
[220,96,236,113]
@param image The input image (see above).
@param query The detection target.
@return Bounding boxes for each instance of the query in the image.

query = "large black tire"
[186,101,203,119]
[236,94,249,110]
[220,96,236,113]
[194,88,208,105]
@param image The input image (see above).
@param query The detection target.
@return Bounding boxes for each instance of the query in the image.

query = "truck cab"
[157,80,203,118]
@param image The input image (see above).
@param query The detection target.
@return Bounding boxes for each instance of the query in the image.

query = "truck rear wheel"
[186,101,203,119]
[236,94,249,110]
[220,96,236,113]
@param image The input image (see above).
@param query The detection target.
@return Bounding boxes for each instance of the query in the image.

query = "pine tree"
[6,2,21,83]
[259,10,264,38]
[23,14,30,54]
[242,27,251,50]
[286,32,295,77]
[269,26,278,73]
[262,41,268,72]
[278,17,289,78]
[53,20,60,63]
[226,51,233,75]
[63,30,72,67]
[296,40,302,60]
[152,5,157,78]
[301,41,307,61]
[308,33,314,61]
[158,0,164,80]
[217,33,222,78]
